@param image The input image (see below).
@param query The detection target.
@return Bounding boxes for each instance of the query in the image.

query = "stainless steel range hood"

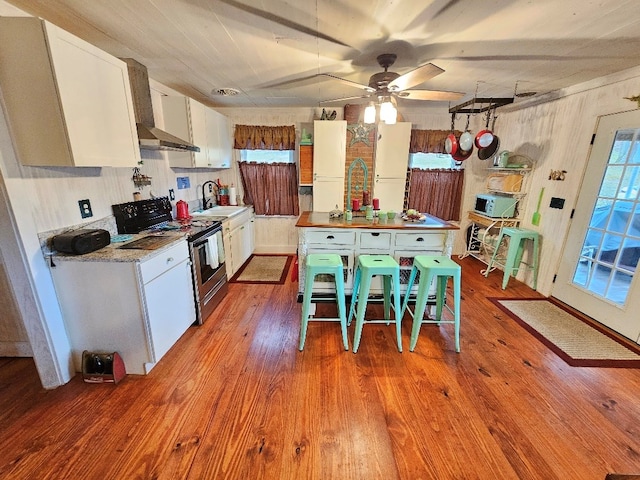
[122,58,200,152]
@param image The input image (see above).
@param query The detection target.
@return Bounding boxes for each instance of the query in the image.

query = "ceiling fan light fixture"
[364,103,376,124]
[380,100,397,124]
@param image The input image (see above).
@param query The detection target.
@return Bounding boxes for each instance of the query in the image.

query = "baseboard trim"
[0,341,33,357]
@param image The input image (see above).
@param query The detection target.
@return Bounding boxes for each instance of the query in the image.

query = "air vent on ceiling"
[212,87,241,96]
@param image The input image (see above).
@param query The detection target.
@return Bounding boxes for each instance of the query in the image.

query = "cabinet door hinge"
[590,133,596,145]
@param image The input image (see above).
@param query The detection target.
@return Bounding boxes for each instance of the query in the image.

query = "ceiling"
[6,0,640,111]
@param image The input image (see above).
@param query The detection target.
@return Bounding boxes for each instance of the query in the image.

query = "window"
[239,150,299,216]
[241,150,294,164]
[410,152,463,170]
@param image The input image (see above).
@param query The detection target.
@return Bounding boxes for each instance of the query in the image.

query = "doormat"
[229,254,293,284]
[489,297,640,367]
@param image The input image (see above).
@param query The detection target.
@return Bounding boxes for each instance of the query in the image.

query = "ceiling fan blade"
[218,0,351,47]
[398,89,465,101]
[319,94,370,104]
[318,74,376,93]
[388,63,444,91]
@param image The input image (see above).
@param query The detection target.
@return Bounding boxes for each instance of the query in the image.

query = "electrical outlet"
[169,189,175,200]
[78,199,93,218]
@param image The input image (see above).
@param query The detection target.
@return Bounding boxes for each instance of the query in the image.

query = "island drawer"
[395,232,445,249]
[360,231,391,249]
[306,230,356,245]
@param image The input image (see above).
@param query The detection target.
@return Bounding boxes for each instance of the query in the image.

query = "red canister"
[176,200,190,220]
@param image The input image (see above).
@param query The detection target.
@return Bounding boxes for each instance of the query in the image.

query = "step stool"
[401,255,461,352]
[299,253,348,351]
[485,227,540,290]
[348,255,402,353]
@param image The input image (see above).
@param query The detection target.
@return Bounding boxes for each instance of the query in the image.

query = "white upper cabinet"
[374,122,411,178]
[162,97,232,169]
[313,120,347,178]
[0,18,141,167]
[312,120,347,211]
[373,122,411,212]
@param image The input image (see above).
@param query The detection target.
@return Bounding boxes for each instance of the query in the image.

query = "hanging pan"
[445,113,459,155]
[478,111,500,160]
[459,114,474,154]
[475,108,494,149]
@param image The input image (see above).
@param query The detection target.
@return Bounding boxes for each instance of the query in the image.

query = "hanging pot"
[478,134,500,160]
[475,108,494,149]
[445,113,459,155]
[445,132,459,155]
[477,111,499,160]
[453,146,473,162]
[459,114,474,154]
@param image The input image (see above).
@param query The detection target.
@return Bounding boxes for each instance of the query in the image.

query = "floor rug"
[229,254,293,284]
[490,297,640,367]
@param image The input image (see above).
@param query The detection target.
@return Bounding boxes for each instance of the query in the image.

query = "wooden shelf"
[299,145,313,185]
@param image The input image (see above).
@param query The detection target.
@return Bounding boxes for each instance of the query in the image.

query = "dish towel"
[215,231,225,264]
[206,235,219,268]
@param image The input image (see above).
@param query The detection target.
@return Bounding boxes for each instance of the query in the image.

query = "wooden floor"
[2,256,640,479]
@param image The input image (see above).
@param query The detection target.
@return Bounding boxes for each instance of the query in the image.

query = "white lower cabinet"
[51,241,196,375]
[222,208,256,278]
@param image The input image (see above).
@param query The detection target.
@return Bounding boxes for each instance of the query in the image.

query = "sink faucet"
[202,181,218,209]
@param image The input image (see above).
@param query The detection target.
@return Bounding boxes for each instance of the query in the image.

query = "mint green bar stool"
[401,255,461,352]
[486,227,540,290]
[348,255,402,353]
[299,253,348,351]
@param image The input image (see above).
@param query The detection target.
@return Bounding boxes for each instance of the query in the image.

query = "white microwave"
[474,193,517,218]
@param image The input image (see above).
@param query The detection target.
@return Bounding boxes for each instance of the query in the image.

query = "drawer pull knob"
[167,257,174,262]
[372,232,380,237]
[416,238,424,242]
[327,235,335,240]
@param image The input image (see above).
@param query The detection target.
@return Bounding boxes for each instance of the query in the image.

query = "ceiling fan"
[318,53,465,105]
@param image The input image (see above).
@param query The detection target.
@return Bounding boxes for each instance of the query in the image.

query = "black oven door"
[190,228,228,324]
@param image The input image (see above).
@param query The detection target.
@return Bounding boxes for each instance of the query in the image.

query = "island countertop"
[295,211,459,230]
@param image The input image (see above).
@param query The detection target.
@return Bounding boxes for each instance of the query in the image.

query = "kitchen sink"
[191,206,246,217]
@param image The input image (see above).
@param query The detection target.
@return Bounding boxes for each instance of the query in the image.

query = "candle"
[372,198,379,210]
[363,190,370,205]
[352,198,360,211]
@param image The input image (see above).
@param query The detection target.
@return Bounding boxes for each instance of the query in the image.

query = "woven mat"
[229,255,293,284]
[490,297,640,367]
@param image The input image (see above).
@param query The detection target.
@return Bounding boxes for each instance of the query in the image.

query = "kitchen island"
[295,211,459,298]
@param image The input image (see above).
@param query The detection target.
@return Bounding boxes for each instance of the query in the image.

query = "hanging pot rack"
[449,97,513,114]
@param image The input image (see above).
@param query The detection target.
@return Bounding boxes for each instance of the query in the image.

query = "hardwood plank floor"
[2,256,640,479]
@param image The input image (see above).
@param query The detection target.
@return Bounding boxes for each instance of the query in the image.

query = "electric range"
[112,197,228,324]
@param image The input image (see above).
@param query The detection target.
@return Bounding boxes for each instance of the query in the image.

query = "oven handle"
[190,226,223,248]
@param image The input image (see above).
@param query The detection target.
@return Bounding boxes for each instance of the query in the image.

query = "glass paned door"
[573,129,640,304]
[554,110,640,342]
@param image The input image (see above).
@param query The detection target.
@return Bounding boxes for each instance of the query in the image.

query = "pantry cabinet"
[162,96,232,169]
[373,122,411,212]
[312,120,347,211]
[0,17,141,167]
